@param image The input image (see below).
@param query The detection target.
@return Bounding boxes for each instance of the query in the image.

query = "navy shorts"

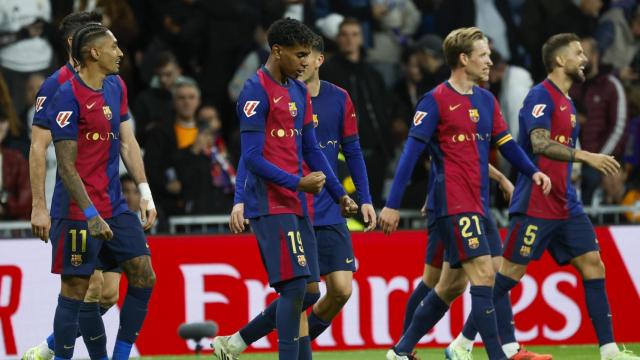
[315,223,355,275]
[434,212,492,268]
[425,212,501,268]
[50,210,149,276]
[250,214,319,286]
[502,214,599,266]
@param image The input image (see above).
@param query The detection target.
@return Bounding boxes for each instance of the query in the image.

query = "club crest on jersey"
[468,237,480,250]
[102,106,112,120]
[297,255,307,267]
[70,254,83,267]
[468,108,480,123]
[413,111,427,126]
[35,96,46,112]
[313,114,319,127]
[288,102,298,117]
[56,111,73,128]
[571,114,577,128]
[532,104,546,118]
[243,101,259,117]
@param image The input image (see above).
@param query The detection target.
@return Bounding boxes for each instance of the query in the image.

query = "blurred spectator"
[133,51,188,145]
[175,122,235,215]
[0,0,53,114]
[0,108,31,220]
[120,173,141,213]
[520,0,603,81]
[413,34,449,91]
[624,85,640,185]
[488,50,533,139]
[392,47,428,130]
[0,71,28,157]
[144,79,201,227]
[321,18,392,206]
[434,0,520,64]
[227,25,271,103]
[596,1,640,83]
[368,0,422,87]
[570,37,628,206]
[314,0,375,47]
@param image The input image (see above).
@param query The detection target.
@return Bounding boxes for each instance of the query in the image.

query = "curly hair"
[267,18,315,49]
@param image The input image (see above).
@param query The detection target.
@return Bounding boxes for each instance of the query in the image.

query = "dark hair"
[154,51,178,69]
[71,23,110,67]
[311,33,324,53]
[59,11,102,51]
[542,33,580,74]
[490,49,504,66]
[267,18,315,48]
[338,17,362,34]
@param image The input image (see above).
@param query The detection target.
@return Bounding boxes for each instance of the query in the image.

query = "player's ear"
[318,53,325,66]
[272,45,281,60]
[459,52,469,67]
[90,47,100,61]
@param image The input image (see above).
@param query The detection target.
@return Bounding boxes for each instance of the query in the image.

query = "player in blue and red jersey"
[380,27,551,360]
[213,19,357,360]
[46,23,157,360]
[218,34,375,360]
[24,13,129,360]
[455,33,638,360]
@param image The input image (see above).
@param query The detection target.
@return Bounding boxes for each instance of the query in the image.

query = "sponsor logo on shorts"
[468,237,480,250]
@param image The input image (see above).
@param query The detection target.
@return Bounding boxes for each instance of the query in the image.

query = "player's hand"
[139,199,157,231]
[420,202,427,217]
[340,195,358,217]
[582,152,621,176]
[379,207,400,236]
[361,203,377,232]
[88,216,113,241]
[532,171,551,195]
[31,205,51,242]
[229,203,248,233]
[498,176,515,203]
[297,171,326,194]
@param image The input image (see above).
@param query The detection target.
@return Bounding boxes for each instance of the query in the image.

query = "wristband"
[138,182,156,210]
[83,205,99,220]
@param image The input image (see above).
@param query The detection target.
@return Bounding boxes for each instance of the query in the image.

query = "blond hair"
[443,27,486,69]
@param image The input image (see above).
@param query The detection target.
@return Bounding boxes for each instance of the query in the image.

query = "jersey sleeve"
[48,85,80,142]
[340,89,358,143]
[32,78,60,129]
[117,76,131,122]
[237,80,269,133]
[520,88,554,135]
[408,93,440,143]
[491,96,513,147]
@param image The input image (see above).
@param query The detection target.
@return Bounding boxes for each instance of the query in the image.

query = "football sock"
[79,302,108,360]
[275,278,306,359]
[239,299,278,345]
[53,295,83,360]
[113,286,152,360]
[395,290,449,354]
[46,304,112,351]
[584,279,615,346]
[308,311,331,340]
[403,281,431,333]
[470,285,506,360]
[297,336,312,360]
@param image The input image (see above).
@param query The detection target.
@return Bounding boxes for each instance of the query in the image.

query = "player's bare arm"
[120,121,157,229]
[55,139,113,240]
[29,126,52,241]
[229,203,247,234]
[488,163,514,202]
[530,128,620,175]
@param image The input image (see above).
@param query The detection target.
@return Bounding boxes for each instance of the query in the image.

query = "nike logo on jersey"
[413,111,427,126]
[273,96,283,103]
[63,345,74,349]
[35,96,46,112]
[449,104,461,111]
[486,308,495,314]
[90,333,105,341]
[560,105,568,111]
[86,101,97,109]
[345,258,354,264]
[243,101,260,117]
[56,111,73,128]
[531,104,546,118]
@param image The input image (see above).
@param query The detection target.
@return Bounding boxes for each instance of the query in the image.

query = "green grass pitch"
[142,343,640,359]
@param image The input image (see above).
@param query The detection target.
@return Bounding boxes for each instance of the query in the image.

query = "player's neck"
[264,60,287,85]
[448,70,475,94]
[78,67,106,90]
[305,74,320,97]
[547,71,572,96]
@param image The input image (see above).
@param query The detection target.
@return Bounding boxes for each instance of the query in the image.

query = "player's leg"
[309,270,352,338]
[297,217,321,359]
[103,211,155,360]
[99,270,122,314]
[78,270,108,360]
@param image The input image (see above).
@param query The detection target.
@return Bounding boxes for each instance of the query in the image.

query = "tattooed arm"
[55,140,113,240]
[530,128,620,175]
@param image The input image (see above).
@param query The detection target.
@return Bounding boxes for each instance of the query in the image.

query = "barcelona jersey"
[32,63,76,129]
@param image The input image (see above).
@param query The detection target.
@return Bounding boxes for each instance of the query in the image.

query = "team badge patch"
[70,254,83,267]
[297,255,307,267]
[313,114,319,128]
[288,102,298,117]
[520,245,531,257]
[532,104,546,118]
[102,106,112,120]
[468,237,480,250]
[413,111,427,126]
[468,108,480,123]
[570,114,577,128]
[243,101,259,117]
[35,96,46,112]
[56,111,73,128]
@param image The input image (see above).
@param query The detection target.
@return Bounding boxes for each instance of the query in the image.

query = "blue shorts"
[315,223,355,275]
[502,214,598,266]
[250,214,319,287]
[425,212,501,268]
[50,210,149,276]
[434,212,492,268]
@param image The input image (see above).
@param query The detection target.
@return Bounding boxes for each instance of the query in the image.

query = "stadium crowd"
[0,0,639,230]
